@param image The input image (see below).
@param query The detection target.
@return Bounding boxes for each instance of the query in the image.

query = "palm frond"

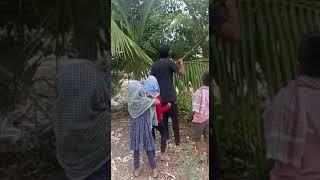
[112,0,156,42]
[111,19,153,79]
[174,59,208,93]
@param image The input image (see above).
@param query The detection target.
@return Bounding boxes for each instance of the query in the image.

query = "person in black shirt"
[150,45,185,147]
[210,0,240,179]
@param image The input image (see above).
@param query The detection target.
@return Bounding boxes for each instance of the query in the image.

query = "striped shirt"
[192,86,209,123]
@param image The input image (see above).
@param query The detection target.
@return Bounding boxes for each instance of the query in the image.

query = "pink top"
[270,132,320,180]
[192,86,209,123]
[268,76,320,179]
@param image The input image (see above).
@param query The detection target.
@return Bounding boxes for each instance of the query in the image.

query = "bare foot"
[133,168,141,177]
[151,168,159,178]
[160,153,170,161]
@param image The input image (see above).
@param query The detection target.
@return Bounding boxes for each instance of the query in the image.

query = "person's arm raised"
[153,98,160,106]
[177,58,185,75]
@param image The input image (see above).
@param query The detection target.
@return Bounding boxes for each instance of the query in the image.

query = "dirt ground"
[111,109,209,180]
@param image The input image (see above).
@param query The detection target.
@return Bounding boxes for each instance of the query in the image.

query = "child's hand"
[153,99,160,105]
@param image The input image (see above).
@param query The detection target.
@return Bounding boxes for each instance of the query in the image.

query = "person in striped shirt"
[191,72,209,158]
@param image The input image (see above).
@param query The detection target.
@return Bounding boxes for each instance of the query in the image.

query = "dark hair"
[298,32,320,77]
[202,71,210,86]
[159,45,170,58]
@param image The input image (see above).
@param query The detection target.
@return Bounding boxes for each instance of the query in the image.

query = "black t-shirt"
[150,58,179,103]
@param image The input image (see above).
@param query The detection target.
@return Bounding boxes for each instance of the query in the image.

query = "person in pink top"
[191,72,209,157]
[263,32,320,180]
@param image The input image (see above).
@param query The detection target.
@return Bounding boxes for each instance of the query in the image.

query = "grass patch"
[176,143,207,180]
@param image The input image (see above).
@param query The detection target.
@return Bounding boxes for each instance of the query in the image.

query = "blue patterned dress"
[129,110,155,151]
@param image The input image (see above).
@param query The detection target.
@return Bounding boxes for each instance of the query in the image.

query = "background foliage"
[111,0,209,99]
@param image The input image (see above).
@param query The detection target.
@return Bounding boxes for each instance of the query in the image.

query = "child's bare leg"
[195,141,203,156]
[192,123,203,156]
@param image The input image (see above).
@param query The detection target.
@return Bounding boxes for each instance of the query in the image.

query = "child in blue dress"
[127,76,160,178]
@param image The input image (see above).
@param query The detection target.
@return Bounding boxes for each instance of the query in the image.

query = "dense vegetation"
[111,0,209,101]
